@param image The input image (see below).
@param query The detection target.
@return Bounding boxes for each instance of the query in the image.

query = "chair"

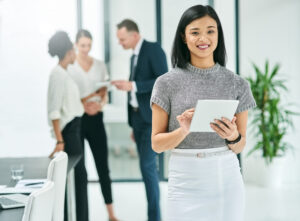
[22,181,55,221]
[47,151,68,221]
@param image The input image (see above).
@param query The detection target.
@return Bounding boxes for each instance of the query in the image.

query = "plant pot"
[250,155,286,189]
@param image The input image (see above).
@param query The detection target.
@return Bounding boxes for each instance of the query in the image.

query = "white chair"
[47,151,68,221]
[22,181,55,221]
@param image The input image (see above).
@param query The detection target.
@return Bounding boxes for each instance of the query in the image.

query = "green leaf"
[247,60,299,161]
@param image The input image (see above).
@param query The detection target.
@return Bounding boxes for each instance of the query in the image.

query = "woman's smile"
[197,44,210,50]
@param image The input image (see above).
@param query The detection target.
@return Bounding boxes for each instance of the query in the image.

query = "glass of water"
[10,164,24,181]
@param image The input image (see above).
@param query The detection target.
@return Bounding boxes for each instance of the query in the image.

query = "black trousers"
[130,109,161,221]
[81,112,112,204]
[62,117,89,221]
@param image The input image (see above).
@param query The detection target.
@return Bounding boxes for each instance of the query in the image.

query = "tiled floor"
[88,182,300,221]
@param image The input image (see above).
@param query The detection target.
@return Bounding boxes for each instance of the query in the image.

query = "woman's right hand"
[176,108,195,135]
[49,143,65,158]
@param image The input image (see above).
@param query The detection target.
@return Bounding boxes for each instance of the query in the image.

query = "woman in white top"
[68,29,118,221]
[47,31,89,221]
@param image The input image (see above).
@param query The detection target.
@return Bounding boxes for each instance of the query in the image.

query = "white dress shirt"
[130,38,144,108]
[47,65,84,137]
[68,58,109,102]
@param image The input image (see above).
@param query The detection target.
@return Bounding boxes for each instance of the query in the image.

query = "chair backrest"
[22,181,55,221]
[47,151,68,221]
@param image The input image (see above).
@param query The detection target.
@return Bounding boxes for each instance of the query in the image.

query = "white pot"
[249,155,286,189]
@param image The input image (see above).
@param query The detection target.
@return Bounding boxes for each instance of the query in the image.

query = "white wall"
[239,0,300,187]
[81,0,105,60]
[214,0,236,71]
[0,0,77,157]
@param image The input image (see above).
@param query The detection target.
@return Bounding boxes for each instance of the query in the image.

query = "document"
[94,81,112,91]
[0,179,46,194]
[190,100,239,132]
[16,179,46,189]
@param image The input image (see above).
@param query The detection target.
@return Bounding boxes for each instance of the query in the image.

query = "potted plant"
[246,60,298,187]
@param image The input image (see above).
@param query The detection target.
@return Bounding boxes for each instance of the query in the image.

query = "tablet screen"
[189,99,239,132]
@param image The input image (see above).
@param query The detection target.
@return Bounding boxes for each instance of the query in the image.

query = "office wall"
[0,0,77,157]
[239,0,300,186]
[81,0,105,60]
[214,0,236,71]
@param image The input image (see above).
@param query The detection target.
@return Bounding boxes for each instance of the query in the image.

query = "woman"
[151,5,256,221]
[47,31,89,221]
[68,29,118,221]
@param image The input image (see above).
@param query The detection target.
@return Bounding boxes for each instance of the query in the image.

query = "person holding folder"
[151,5,256,221]
[68,29,119,221]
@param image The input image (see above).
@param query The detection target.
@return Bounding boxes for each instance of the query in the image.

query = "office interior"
[0,0,299,220]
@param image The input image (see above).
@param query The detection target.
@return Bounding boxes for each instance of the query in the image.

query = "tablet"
[189,99,239,132]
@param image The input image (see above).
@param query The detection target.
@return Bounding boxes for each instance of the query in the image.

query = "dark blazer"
[128,40,168,127]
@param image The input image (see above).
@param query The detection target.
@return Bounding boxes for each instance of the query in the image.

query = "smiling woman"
[184,16,218,68]
[151,4,256,221]
[171,5,226,69]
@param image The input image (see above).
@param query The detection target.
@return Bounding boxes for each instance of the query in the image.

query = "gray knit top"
[150,63,256,149]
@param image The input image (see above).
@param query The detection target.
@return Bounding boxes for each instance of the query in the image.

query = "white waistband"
[172,146,228,154]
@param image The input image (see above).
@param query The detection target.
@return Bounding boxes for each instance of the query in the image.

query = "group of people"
[47,5,255,221]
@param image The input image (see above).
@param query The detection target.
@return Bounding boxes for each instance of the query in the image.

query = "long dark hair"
[171,5,227,68]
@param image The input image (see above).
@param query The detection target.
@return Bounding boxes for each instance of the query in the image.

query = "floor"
[88,181,300,221]
[84,136,300,221]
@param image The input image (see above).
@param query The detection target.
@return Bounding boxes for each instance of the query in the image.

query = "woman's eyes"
[190,30,215,36]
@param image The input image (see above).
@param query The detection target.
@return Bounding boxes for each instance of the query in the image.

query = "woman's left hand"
[210,117,239,141]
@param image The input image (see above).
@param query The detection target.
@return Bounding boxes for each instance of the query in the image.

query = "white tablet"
[189,99,239,132]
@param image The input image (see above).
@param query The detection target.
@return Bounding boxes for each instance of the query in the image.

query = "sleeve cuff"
[150,96,170,114]
[132,81,137,92]
[49,110,61,120]
[236,101,257,114]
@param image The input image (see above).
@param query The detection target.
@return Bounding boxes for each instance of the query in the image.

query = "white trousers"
[167,147,245,221]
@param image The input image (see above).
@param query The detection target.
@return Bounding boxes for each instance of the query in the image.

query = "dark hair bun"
[48,31,73,60]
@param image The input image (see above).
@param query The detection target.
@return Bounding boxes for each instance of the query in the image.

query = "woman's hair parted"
[171,5,227,68]
[76,29,93,43]
[48,31,73,61]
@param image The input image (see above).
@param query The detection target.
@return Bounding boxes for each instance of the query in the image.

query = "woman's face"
[184,15,218,63]
[67,48,76,64]
[76,36,92,56]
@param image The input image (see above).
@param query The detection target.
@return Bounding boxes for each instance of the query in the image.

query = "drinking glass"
[10,164,24,181]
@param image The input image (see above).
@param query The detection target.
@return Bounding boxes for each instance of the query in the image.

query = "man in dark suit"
[112,19,168,221]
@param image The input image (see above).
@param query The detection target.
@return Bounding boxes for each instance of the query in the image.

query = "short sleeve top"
[68,58,109,102]
[150,63,256,149]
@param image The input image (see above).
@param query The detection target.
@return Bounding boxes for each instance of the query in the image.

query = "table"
[0,155,81,221]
